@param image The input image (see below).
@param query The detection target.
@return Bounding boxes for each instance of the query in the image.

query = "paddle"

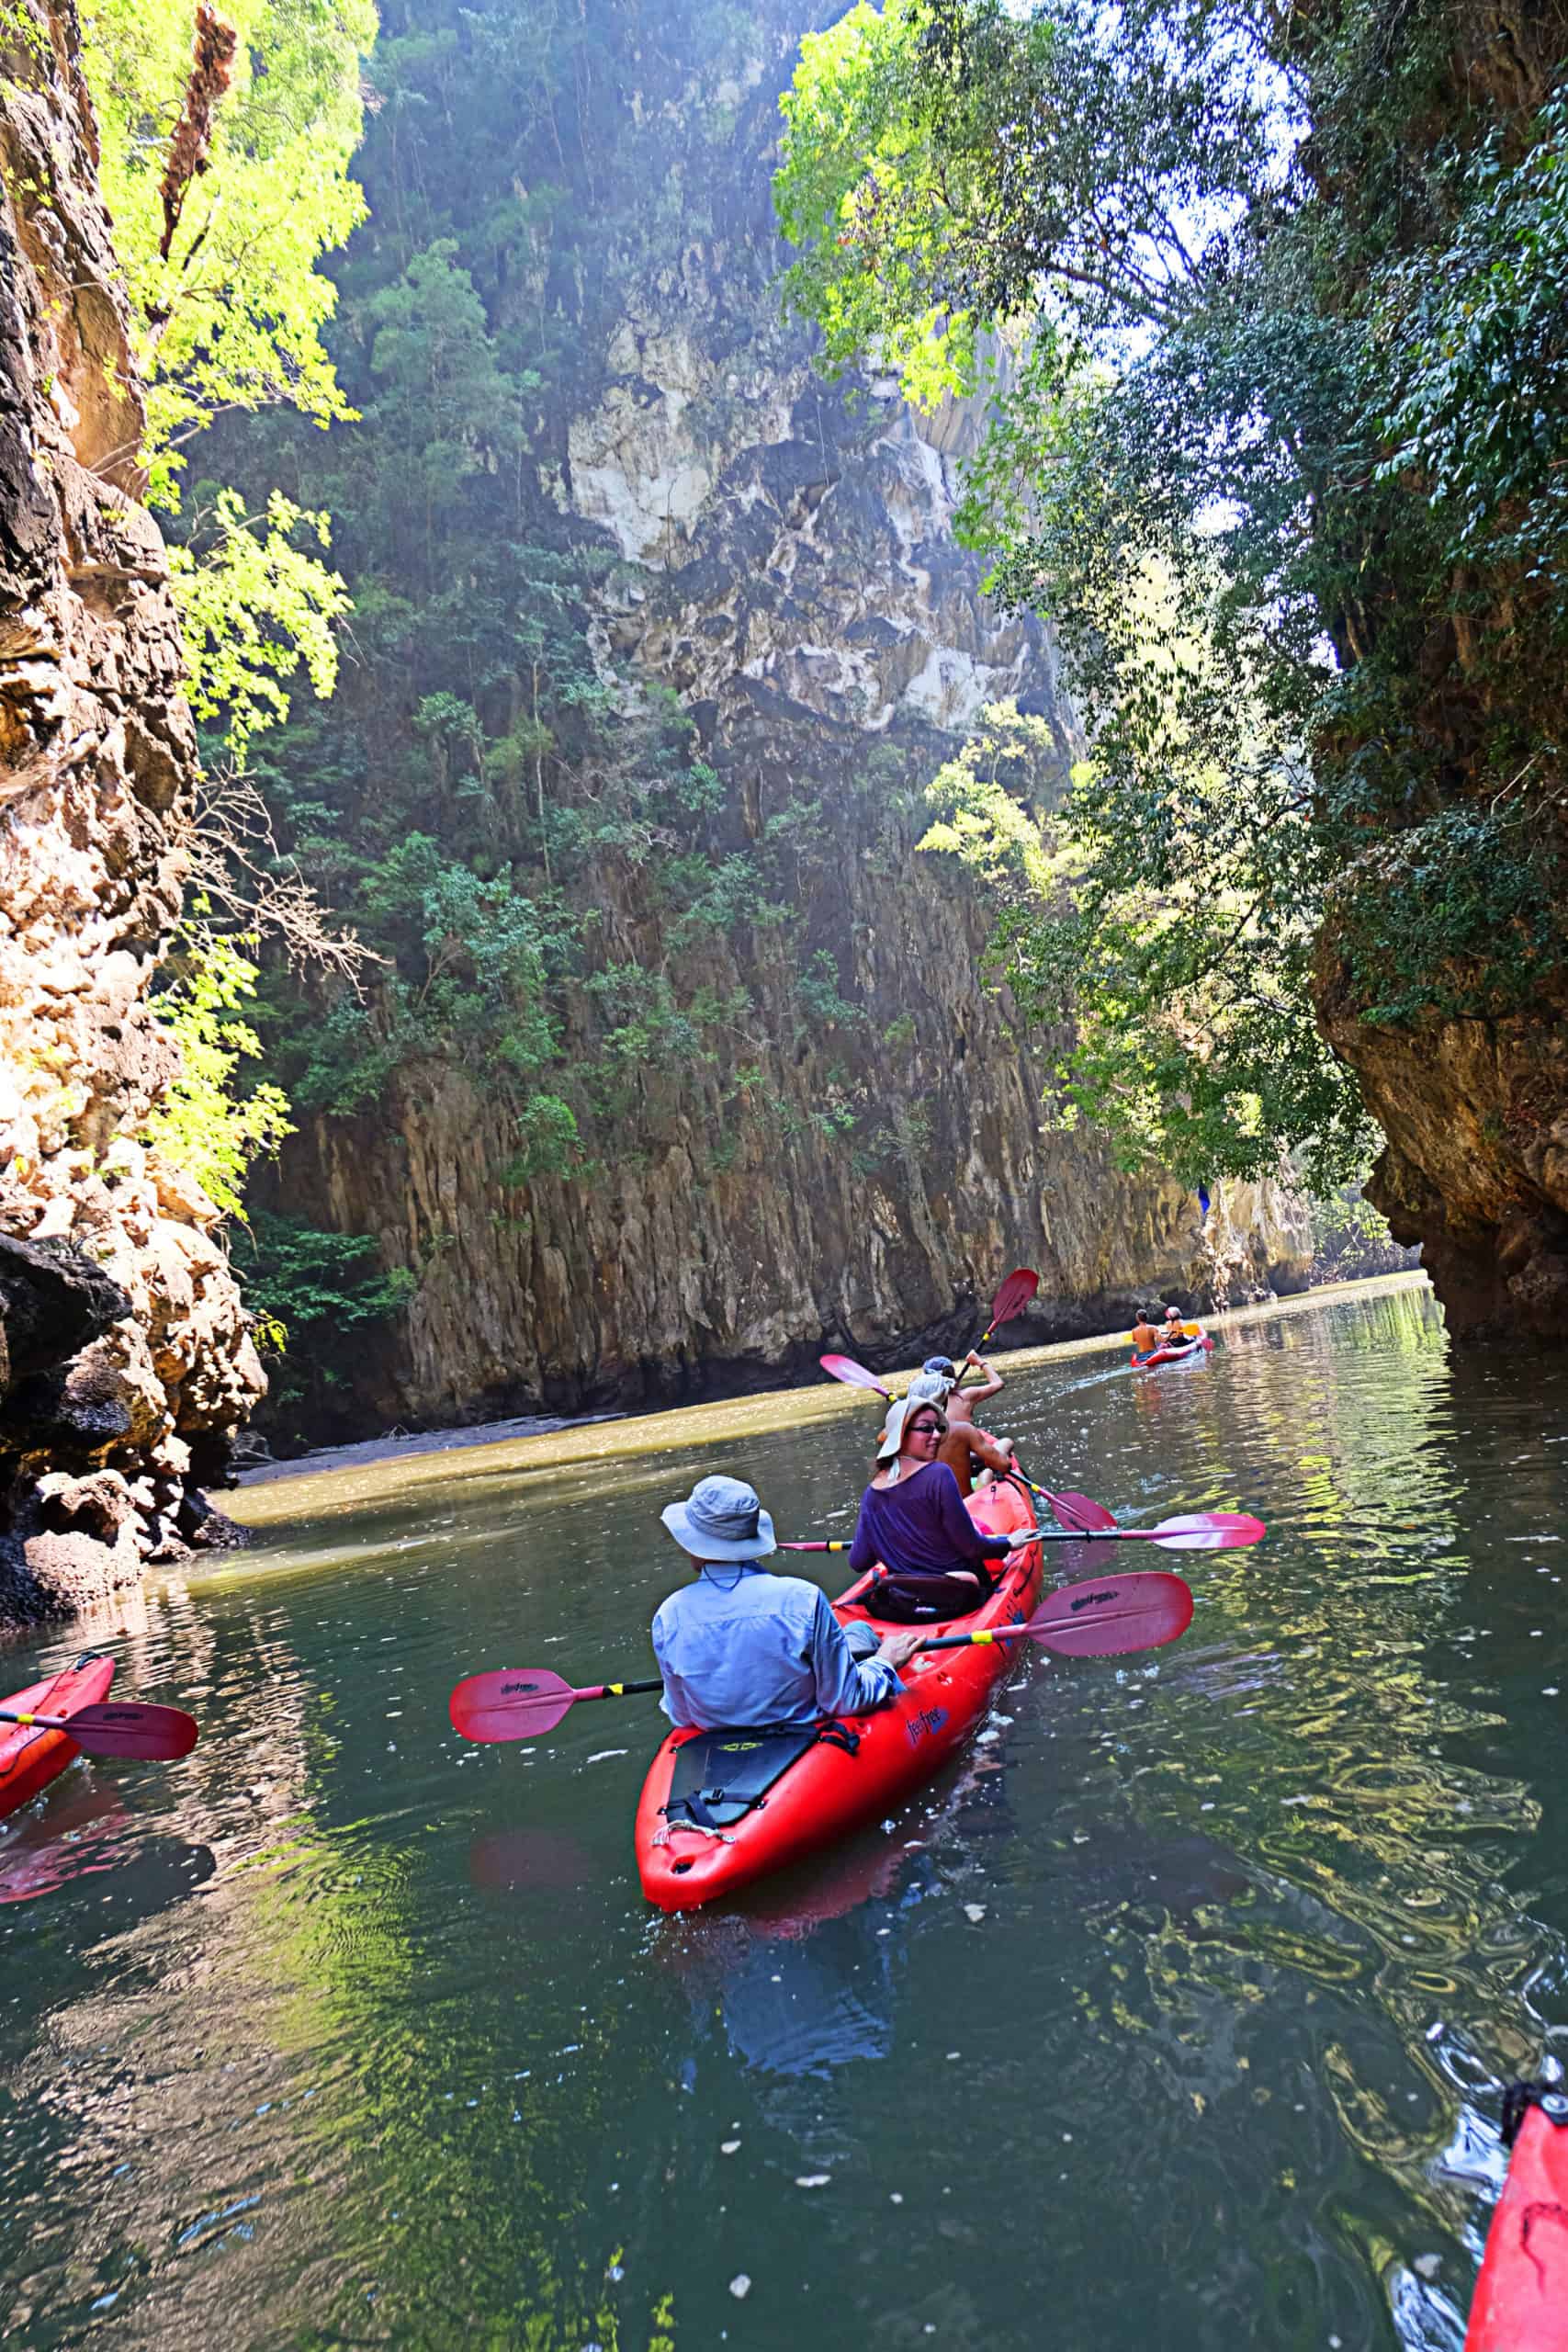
[819,1352,893,1399]
[921,1569,1193,1658]
[819,1268,1041,1407]
[973,1266,1038,1353]
[448,1568,1195,1745]
[0,1702,200,1761]
[1006,1475,1118,1534]
[782,1510,1263,1555]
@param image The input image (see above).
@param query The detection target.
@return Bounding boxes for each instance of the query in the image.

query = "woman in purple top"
[847,1399,1022,1623]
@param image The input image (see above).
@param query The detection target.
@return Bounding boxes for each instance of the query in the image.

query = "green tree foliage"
[206,0,831,1172]
[235,1212,415,1445]
[82,0,372,741]
[776,0,1568,1188]
[143,924,293,1216]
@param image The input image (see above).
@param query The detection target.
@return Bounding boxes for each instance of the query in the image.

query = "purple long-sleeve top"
[848,1463,1019,1578]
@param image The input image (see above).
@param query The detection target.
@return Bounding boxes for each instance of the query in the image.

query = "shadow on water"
[1,1277,1567,2347]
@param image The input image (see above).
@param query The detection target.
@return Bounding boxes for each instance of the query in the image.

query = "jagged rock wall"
[0,0,260,1623]
[1317,961,1568,1331]
[272,2,1312,1430]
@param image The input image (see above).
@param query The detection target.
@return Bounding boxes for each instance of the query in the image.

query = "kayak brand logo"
[906,1704,949,1749]
[502,1679,544,1696]
[1068,1589,1119,1613]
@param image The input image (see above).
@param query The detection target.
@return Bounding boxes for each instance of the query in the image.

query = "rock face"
[0,0,259,1623]
[270,0,1313,1431]
[1317,961,1568,1332]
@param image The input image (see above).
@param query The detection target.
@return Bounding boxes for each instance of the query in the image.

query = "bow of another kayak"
[0,1654,116,1823]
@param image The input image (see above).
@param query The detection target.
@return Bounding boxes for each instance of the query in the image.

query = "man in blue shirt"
[652,1474,920,1729]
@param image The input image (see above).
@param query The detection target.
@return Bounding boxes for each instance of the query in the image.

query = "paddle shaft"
[568,1678,663,1704]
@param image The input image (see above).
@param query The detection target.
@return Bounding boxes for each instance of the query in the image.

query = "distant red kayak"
[0,1654,115,1822]
[1465,2092,1568,2350]
[1132,1334,1214,1369]
[636,1478,1043,1912]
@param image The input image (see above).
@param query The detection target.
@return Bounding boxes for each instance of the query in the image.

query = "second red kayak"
[1465,2087,1568,2350]
[1133,1335,1214,1369]
[0,1653,116,1823]
[636,1477,1043,1911]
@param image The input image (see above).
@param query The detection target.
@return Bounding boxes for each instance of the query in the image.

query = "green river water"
[2,1272,1567,2351]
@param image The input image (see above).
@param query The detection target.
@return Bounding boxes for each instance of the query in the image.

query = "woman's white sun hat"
[660,1474,776,1561]
[876,1395,946,1463]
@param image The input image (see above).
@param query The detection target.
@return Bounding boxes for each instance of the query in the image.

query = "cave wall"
[0,0,259,1622]
[269,0,1312,1431]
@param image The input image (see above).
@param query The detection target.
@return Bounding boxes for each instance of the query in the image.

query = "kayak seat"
[663,1724,844,1832]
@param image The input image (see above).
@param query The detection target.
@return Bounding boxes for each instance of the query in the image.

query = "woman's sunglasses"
[907,1417,944,1436]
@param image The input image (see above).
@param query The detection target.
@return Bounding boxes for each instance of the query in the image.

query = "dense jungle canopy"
[779,0,1568,1187]
[72,0,1568,1430]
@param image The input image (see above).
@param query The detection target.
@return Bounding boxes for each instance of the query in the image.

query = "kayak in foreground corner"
[1465,2081,1568,2350]
[0,1653,115,1824]
[635,1476,1043,1913]
[1132,1335,1215,1370]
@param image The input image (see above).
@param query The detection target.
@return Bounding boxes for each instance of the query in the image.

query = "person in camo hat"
[650,1475,919,1731]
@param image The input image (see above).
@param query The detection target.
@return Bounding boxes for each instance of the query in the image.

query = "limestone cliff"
[261,0,1312,1433]
[0,0,259,1621]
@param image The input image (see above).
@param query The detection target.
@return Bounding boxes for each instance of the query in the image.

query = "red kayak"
[1465,2087,1568,2350]
[0,1654,116,1823]
[636,1478,1043,1912]
[1132,1334,1214,1369]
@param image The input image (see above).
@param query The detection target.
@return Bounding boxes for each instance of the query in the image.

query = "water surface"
[4,1274,1567,2350]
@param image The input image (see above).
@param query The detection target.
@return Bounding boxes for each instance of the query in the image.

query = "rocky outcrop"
[0,0,259,1622]
[1316,958,1568,1331]
[267,0,1312,1434]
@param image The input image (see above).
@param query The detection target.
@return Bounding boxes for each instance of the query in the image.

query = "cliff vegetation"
[777,0,1568,1330]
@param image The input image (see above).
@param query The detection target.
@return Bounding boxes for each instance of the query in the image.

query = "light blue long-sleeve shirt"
[651,1561,901,1729]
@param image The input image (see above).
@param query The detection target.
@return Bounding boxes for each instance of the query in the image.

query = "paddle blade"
[62,1702,199,1761]
[1028,1572,1193,1658]
[819,1353,892,1399]
[1049,1488,1118,1533]
[450,1668,577,1743]
[987,1268,1039,1332]
[1148,1512,1265,1551]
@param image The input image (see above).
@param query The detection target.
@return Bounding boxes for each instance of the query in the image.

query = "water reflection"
[1,1277,1566,2348]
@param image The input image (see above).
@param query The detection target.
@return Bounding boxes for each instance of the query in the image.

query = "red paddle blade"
[1147,1512,1265,1551]
[449,1668,578,1743]
[819,1353,892,1399]
[60,1702,199,1761]
[987,1268,1039,1331]
[1027,1571,1193,1657]
[1050,1488,1118,1533]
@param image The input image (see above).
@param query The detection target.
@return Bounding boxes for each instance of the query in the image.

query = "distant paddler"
[907,1360,1015,1499]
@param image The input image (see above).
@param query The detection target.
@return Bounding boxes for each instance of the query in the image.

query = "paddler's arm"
[847,1498,879,1578]
[964,1429,1016,1477]
[957,1350,1005,1404]
[807,1590,918,1713]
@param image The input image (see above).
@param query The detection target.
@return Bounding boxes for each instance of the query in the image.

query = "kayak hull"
[636,1478,1043,1912]
[1465,2101,1568,2351]
[1132,1336,1214,1369]
[0,1654,116,1823]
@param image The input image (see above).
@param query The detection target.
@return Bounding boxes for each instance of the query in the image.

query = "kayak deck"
[1465,2093,1568,2350]
[636,1479,1043,1912]
[0,1654,116,1824]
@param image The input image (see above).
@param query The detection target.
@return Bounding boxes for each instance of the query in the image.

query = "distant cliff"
[238,0,1311,1439]
[0,0,258,1621]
